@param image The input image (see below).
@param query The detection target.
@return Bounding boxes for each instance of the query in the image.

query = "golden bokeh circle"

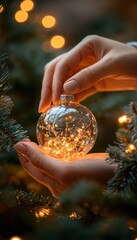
[50,35,65,49]
[15,10,28,23]
[20,0,34,12]
[42,15,56,28]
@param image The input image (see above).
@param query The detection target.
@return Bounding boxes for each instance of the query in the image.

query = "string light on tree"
[20,0,34,12]
[0,5,4,13]
[15,10,28,23]
[9,236,23,240]
[126,143,136,153]
[69,212,78,219]
[36,94,98,161]
[118,114,130,124]
[35,207,51,219]
[50,35,65,49]
[42,15,56,28]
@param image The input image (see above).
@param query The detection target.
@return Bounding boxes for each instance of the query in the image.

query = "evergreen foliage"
[1,1,137,239]
[0,52,137,239]
[107,102,137,193]
[0,53,27,151]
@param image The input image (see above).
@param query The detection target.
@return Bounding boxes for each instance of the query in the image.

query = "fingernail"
[38,101,42,113]
[64,79,80,93]
[14,143,27,154]
[38,99,45,113]
[38,102,49,113]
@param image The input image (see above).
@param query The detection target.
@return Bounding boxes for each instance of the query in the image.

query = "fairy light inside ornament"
[36,94,98,161]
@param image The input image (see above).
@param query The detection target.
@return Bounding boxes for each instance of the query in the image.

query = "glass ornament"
[36,94,98,161]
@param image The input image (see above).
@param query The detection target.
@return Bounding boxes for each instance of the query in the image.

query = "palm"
[15,140,114,198]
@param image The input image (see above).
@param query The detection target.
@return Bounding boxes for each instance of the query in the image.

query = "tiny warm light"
[9,236,23,240]
[129,226,134,230]
[42,15,56,28]
[20,0,34,12]
[126,143,136,153]
[35,208,50,218]
[0,5,4,13]
[118,115,129,124]
[70,212,78,219]
[15,10,28,23]
[50,35,65,49]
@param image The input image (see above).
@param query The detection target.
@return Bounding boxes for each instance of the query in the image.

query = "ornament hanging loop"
[60,94,74,103]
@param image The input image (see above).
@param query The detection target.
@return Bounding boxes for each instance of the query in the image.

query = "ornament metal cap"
[60,94,74,102]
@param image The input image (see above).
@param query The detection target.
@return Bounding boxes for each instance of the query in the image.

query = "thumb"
[63,55,113,93]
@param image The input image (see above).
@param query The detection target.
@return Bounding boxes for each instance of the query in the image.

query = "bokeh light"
[15,10,28,23]
[42,15,56,28]
[9,236,23,240]
[20,0,34,12]
[35,208,50,218]
[50,35,65,49]
[126,143,136,153]
[0,5,4,13]
[118,115,129,124]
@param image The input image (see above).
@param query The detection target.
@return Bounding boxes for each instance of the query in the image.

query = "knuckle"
[82,34,100,44]
[55,60,64,70]
[30,154,41,168]
[54,60,68,74]
[84,67,93,79]
[44,63,50,72]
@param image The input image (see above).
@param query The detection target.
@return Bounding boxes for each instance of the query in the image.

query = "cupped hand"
[14,139,115,198]
[39,35,137,112]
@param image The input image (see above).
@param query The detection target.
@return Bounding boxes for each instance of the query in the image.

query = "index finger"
[52,36,96,103]
[39,54,65,113]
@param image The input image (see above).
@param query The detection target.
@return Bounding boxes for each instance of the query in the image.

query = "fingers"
[16,151,66,198]
[14,140,67,184]
[40,35,137,109]
[39,35,112,108]
[52,36,97,103]
[63,54,113,95]
[39,54,65,113]
[74,77,137,102]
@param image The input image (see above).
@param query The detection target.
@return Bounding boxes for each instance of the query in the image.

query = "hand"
[39,35,137,112]
[14,139,115,198]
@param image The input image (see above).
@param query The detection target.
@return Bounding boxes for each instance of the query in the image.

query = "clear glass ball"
[36,94,98,161]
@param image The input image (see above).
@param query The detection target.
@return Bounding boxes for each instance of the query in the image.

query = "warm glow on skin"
[15,10,28,23]
[0,5,4,13]
[42,15,56,28]
[50,35,65,49]
[20,0,34,12]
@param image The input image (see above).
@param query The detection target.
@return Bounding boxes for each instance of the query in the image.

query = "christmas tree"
[1,1,137,240]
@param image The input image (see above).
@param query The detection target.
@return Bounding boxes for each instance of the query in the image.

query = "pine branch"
[0,53,27,151]
[5,181,137,222]
[106,102,137,193]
